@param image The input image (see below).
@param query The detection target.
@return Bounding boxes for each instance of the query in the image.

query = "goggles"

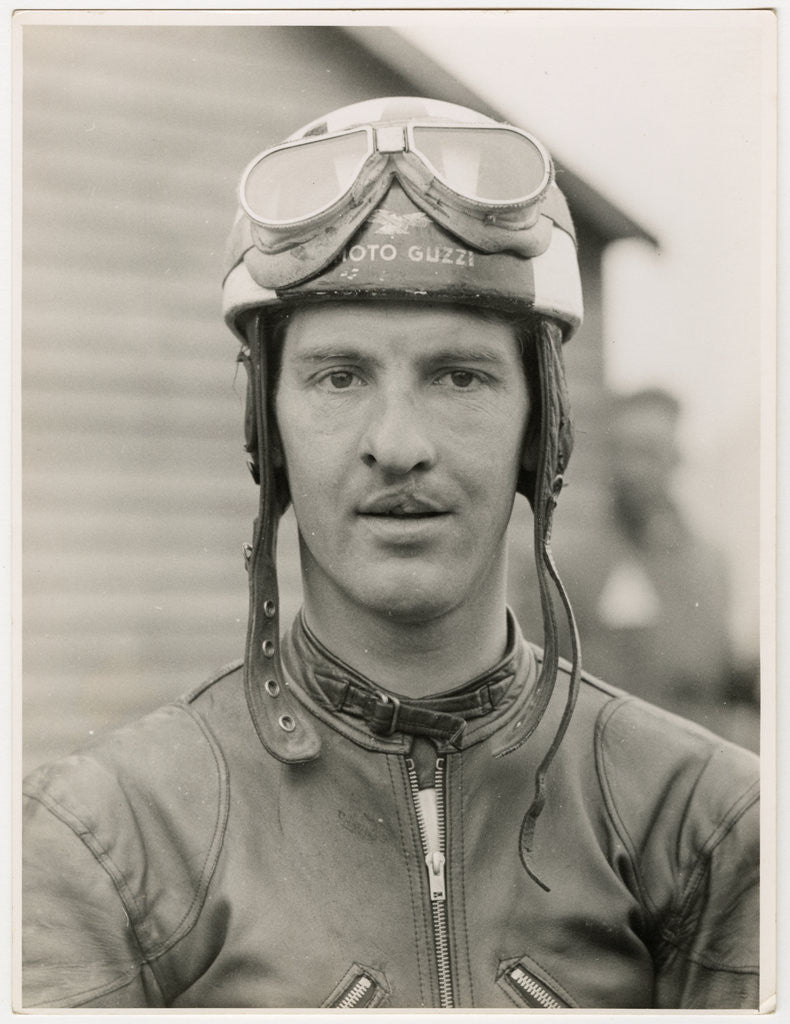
[240,121,554,233]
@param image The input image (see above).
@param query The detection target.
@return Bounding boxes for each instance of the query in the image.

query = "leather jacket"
[22,615,759,1009]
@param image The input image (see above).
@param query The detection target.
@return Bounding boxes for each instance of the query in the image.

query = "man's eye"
[322,370,359,390]
[436,370,481,389]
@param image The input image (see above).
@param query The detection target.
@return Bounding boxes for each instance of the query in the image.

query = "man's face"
[274,302,531,624]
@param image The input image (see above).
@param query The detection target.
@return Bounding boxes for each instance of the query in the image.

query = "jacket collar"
[279,609,542,754]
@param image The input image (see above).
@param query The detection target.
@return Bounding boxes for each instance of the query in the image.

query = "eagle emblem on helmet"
[370,208,431,237]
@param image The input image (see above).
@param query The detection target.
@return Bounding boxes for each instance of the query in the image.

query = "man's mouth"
[365,510,445,518]
[358,495,449,517]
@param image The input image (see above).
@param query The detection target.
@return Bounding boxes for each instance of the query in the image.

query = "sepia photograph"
[12,8,776,1014]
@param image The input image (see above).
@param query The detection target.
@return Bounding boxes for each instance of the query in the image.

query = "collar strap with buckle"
[312,671,516,746]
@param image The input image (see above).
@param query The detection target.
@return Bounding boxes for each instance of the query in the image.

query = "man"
[579,390,752,728]
[22,97,759,1010]
[510,387,759,749]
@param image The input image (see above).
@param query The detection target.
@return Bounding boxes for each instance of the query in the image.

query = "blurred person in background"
[511,387,758,750]
[22,98,759,1010]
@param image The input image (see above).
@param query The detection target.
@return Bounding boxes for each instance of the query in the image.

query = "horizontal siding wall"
[21,25,609,773]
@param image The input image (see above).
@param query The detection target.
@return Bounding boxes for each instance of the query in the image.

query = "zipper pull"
[425,850,446,900]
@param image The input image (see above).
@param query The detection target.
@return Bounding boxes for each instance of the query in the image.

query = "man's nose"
[359,386,437,475]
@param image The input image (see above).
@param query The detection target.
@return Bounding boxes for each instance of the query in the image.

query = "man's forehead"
[280,301,522,357]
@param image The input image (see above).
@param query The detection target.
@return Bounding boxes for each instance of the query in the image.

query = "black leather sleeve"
[22,790,163,1008]
[21,702,229,1009]
[595,696,760,1009]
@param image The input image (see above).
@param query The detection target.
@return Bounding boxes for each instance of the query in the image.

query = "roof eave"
[339,25,659,248]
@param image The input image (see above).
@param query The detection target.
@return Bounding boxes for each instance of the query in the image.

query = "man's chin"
[356,577,461,626]
[301,550,481,626]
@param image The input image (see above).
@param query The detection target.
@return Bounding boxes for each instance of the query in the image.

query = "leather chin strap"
[239,313,583,866]
[506,319,582,892]
[242,313,320,764]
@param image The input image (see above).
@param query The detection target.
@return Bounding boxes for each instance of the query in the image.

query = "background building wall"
[21,24,641,773]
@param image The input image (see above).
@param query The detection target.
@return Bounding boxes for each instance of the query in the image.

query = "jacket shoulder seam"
[594,697,662,926]
[182,658,244,704]
[660,779,759,964]
[24,703,231,968]
[146,702,231,957]
[597,701,760,968]
[22,788,154,995]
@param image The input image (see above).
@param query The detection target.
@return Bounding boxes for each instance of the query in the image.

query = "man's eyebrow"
[289,343,514,366]
[421,346,514,365]
[290,345,379,364]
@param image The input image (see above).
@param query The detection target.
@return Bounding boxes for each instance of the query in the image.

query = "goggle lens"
[243,129,371,224]
[411,126,549,203]
[241,123,551,226]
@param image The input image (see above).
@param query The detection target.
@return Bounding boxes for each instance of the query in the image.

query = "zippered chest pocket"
[322,962,390,1008]
[497,955,575,1009]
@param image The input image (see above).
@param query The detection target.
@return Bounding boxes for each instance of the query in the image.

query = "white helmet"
[223,96,582,337]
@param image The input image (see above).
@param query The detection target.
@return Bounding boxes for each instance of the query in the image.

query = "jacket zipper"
[406,756,454,1008]
[503,963,567,1009]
